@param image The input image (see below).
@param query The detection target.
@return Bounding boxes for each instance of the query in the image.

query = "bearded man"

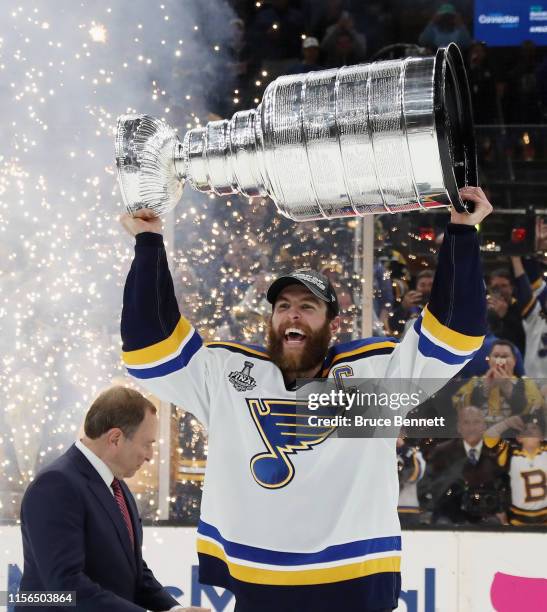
[120,187,492,612]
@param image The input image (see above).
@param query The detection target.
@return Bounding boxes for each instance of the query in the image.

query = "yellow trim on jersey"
[197,539,400,585]
[521,296,536,317]
[205,341,269,359]
[409,452,420,483]
[531,278,543,291]
[483,436,510,466]
[179,459,206,467]
[513,447,544,459]
[422,306,484,352]
[322,341,396,375]
[484,436,500,449]
[123,317,192,365]
[510,506,547,517]
[497,442,509,467]
[176,473,205,482]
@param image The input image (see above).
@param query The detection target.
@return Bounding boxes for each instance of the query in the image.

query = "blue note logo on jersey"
[247,398,337,489]
[228,361,257,392]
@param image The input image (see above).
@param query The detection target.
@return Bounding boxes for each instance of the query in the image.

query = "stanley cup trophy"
[115,43,477,221]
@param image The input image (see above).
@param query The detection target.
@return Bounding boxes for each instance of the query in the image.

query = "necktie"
[468,448,478,465]
[111,478,135,549]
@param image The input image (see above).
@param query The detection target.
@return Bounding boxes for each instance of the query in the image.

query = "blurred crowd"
[201,0,547,208]
[216,0,547,126]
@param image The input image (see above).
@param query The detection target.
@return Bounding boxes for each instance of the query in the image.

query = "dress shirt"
[75,439,115,495]
[463,439,483,460]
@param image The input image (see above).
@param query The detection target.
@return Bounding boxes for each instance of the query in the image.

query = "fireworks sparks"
[89,23,107,43]
[0,0,361,523]
[0,0,242,522]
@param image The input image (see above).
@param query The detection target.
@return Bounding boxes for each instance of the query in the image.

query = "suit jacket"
[419,439,508,523]
[20,444,179,611]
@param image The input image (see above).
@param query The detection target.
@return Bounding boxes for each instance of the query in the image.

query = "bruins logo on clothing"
[247,398,337,489]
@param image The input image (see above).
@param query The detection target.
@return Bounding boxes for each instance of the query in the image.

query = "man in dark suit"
[20,386,209,612]
[419,405,508,524]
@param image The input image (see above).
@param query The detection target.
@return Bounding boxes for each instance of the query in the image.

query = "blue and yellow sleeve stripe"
[414,306,484,365]
[520,295,537,319]
[420,224,486,362]
[122,316,202,379]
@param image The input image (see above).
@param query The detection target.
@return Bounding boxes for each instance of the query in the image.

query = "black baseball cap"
[267,269,339,316]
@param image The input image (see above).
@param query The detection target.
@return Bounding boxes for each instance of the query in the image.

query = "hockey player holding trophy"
[116,45,492,611]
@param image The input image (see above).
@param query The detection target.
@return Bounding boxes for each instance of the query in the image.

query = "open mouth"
[284,327,307,345]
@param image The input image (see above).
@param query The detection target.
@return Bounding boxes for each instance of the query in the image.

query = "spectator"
[453,340,543,426]
[487,268,526,355]
[394,0,437,49]
[419,406,508,525]
[537,53,547,121]
[397,437,426,527]
[321,10,367,67]
[287,36,323,74]
[485,413,547,526]
[390,269,434,336]
[511,256,547,379]
[418,3,472,52]
[388,249,410,309]
[350,1,396,57]
[467,41,500,125]
[458,331,525,379]
[540,383,547,426]
[502,40,542,124]
[226,18,256,106]
[249,0,305,80]
[369,221,395,329]
[308,0,347,40]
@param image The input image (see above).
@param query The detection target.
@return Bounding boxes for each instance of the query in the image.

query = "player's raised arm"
[119,210,213,427]
[512,255,546,314]
[385,187,492,382]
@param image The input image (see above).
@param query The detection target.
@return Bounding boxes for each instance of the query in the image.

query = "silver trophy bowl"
[115,44,476,221]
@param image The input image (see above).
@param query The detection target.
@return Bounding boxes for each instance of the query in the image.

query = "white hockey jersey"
[397,445,426,513]
[514,259,547,378]
[121,224,486,611]
[485,436,547,525]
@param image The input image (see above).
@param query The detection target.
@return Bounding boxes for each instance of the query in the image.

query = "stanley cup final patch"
[228,361,257,392]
